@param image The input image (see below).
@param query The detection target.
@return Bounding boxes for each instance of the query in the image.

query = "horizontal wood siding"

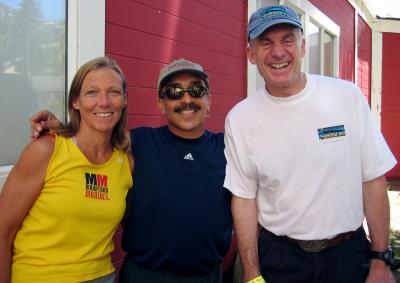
[105,0,247,131]
[309,0,355,82]
[357,15,371,103]
[381,32,400,179]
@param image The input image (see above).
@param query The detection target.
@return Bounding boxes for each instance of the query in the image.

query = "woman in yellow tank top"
[0,57,133,283]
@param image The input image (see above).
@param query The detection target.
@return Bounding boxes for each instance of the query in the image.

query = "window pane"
[323,31,334,77]
[309,21,320,75]
[0,0,66,165]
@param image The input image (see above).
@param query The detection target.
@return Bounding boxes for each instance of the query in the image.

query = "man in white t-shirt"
[224,5,397,283]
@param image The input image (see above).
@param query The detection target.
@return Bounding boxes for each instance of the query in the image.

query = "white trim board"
[68,0,105,90]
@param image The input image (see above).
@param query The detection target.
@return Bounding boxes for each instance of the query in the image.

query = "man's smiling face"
[158,73,211,139]
[247,24,306,97]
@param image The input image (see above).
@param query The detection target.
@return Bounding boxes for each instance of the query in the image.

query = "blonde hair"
[56,56,130,151]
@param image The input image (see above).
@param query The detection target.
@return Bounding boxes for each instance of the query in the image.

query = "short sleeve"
[223,113,258,199]
[358,92,397,181]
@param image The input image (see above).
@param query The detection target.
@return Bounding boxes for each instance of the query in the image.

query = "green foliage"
[0,0,65,75]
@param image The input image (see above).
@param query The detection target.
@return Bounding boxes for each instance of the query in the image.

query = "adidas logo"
[184,153,194,160]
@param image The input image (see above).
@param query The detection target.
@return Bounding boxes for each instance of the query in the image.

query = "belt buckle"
[298,239,328,252]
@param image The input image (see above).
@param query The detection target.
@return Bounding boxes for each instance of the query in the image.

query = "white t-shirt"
[224,74,397,240]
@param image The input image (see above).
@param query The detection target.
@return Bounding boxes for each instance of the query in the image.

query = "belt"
[284,226,362,253]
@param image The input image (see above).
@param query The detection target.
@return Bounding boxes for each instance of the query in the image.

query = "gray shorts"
[82,272,115,283]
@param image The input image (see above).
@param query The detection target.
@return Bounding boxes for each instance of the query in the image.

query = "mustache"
[174,103,201,113]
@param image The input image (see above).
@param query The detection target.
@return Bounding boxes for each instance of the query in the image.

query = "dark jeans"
[119,257,222,283]
[258,228,370,283]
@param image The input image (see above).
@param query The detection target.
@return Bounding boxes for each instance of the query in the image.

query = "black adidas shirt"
[122,126,232,274]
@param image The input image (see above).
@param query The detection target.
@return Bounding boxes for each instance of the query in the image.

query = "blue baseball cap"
[247,5,303,42]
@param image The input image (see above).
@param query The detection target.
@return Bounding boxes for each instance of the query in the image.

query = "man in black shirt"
[30,58,233,283]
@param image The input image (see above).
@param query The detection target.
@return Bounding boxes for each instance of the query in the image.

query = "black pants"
[258,228,370,283]
[118,257,222,283]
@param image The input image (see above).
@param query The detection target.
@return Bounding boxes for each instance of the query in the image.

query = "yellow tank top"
[12,135,133,283]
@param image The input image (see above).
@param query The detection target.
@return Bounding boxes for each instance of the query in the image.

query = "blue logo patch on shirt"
[318,125,346,140]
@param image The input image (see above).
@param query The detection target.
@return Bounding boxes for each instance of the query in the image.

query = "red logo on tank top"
[84,173,110,200]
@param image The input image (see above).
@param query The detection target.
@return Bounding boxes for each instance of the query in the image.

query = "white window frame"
[67,0,105,90]
[0,0,105,190]
[370,19,400,127]
[307,19,336,76]
[247,0,340,95]
[348,0,400,128]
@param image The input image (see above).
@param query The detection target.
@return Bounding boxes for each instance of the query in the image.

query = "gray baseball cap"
[157,58,209,97]
[247,5,303,42]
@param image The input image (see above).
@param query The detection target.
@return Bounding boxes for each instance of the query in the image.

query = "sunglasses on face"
[160,85,208,100]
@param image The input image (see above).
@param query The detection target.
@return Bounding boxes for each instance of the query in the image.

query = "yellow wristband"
[246,275,266,283]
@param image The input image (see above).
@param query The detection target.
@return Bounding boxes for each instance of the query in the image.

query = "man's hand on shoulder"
[30,110,61,139]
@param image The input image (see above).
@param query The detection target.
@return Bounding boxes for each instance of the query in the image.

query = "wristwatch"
[370,246,395,265]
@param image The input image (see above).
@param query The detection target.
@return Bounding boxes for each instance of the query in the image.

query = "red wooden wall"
[101,0,400,277]
[104,0,248,275]
[357,15,372,103]
[381,32,400,179]
[309,0,355,82]
[105,0,247,133]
